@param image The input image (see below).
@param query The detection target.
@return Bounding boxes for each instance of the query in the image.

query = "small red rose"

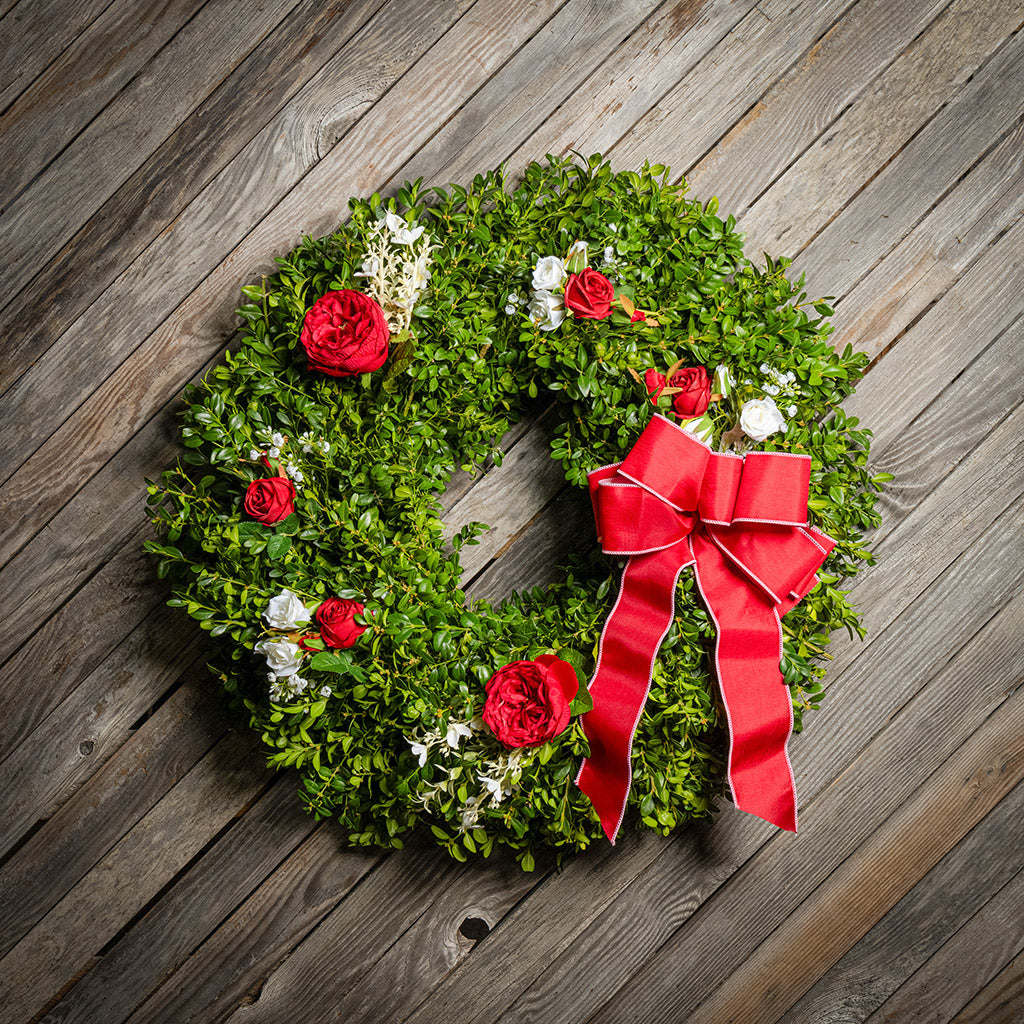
[300,289,389,377]
[481,654,580,748]
[668,366,711,418]
[564,268,615,320]
[244,476,295,525]
[316,596,367,649]
[643,368,666,404]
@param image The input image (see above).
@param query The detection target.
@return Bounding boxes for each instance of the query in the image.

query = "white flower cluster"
[598,241,626,278]
[406,716,528,832]
[255,591,330,704]
[296,430,330,457]
[356,211,435,335]
[248,430,323,490]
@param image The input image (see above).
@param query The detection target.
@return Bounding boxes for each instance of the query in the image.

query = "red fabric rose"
[316,596,367,649]
[669,366,711,418]
[243,476,295,525]
[643,368,666,404]
[564,268,615,320]
[481,654,579,748]
[300,289,389,377]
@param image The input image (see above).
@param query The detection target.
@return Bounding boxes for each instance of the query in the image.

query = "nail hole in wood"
[459,916,490,941]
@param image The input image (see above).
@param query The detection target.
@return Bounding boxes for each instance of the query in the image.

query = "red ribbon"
[576,415,836,842]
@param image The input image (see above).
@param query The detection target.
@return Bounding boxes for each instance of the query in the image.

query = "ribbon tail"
[691,533,798,832]
[577,544,690,842]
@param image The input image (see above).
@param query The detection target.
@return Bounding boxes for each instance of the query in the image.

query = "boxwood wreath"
[146,155,884,870]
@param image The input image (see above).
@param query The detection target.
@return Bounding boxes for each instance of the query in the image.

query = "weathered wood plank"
[861,864,1024,1024]
[842,214,1024,452]
[0,602,197,861]
[504,0,761,168]
[0,0,302,303]
[0,727,270,1024]
[832,120,1024,359]
[685,0,950,213]
[0,0,111,114]
[948,950,1024,1024]
[404,449,1024,1024]
[392,0,719,188]
[0,668,225,958]
[678,642,1024,1024]
[301,848,543,1024]
[466,483,594,605]
[36,777,317,1024]
[735,0,1023,263]
[0,542,170,754]
[0,0,386,401]
[776,780,1024,1023]
[608,0,854,174]
[219,833,535,1024]
[0,0,209,204]
[122,828,381,1024]
[865,312,1023,549]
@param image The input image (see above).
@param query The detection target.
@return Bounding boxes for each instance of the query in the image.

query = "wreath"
[146,155,882,869]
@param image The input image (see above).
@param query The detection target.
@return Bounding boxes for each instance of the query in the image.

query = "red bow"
[576,415,836,842]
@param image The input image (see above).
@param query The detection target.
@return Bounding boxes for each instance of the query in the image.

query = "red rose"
[244,476,295,525]
[481,654,579,748]
[564,268,615,320]
[643,368,666,404]
[300,289,389,377]
[669,366,711,418]
[316,596,367,649]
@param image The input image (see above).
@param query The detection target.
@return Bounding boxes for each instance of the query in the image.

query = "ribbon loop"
[576,415,835,843]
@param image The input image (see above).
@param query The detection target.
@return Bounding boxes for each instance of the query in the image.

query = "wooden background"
[1,0,1022,1021]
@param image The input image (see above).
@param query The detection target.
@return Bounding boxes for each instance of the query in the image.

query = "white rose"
[263,589,312,630]
[531,255,567,292]
[254,638,304,677]
[739,397,787,442]
[385,210,425,245]
[528,289,566,332]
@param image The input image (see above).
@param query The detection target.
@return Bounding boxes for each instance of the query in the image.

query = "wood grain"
[0,0,209,204]
[777,777,1024,1023]
[0,0,386,400]
[0,0,301,302]
[685,0,951,212]
[948,950,1024,1024]
[736,0,1023,262]
[0,0,112,114]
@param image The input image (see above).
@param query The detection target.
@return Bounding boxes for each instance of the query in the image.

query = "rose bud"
[564,268,615,320]
[244,476,295,525]
[481,654,580,748]
[316,596,368,649]
[300,289,389,377]
[668,366,711,418]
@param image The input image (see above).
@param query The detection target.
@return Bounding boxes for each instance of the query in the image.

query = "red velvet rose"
[669,366,711,418]
[243,476,295,525]
[316,596,367,649]
[564,268,615,320]
[481,654,579,748]
[643,368,666,404]
[300,289,389,377]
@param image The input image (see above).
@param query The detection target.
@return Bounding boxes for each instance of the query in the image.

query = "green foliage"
[145,155,882,866]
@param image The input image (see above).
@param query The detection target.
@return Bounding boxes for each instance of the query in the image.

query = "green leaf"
[309,651,354,673]
[266,534,292,559]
